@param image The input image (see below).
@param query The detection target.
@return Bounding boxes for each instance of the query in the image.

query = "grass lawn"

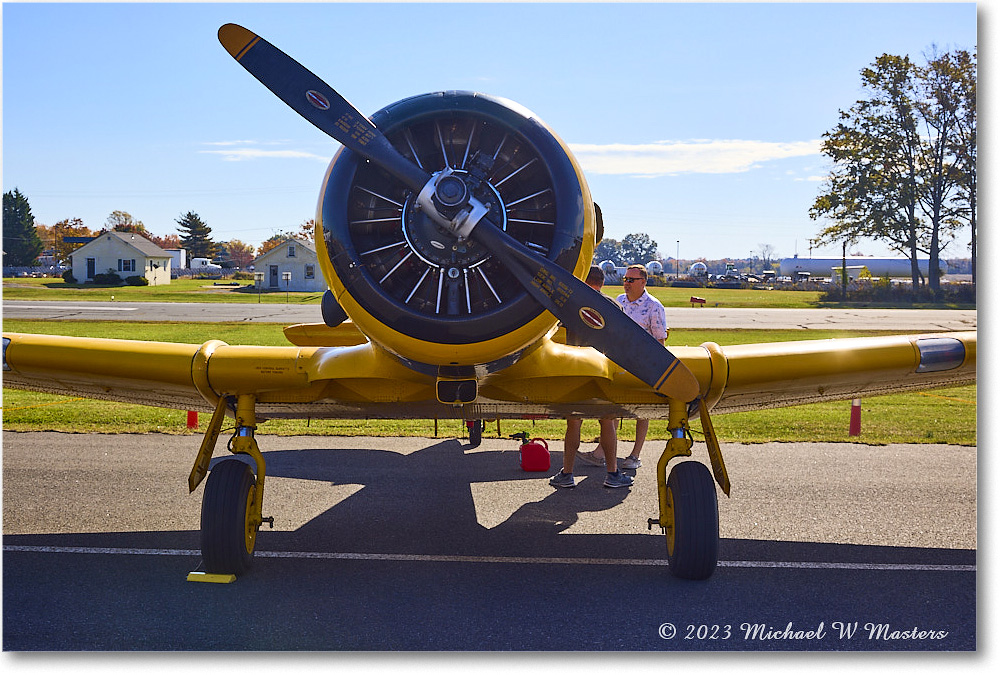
[604,284,824,308]
[6,276,974,309]
[2,320,976,445]
[2,276,324,304]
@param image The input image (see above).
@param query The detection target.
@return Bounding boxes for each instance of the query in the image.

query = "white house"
[70,231,172,285]
[252,238,326,292]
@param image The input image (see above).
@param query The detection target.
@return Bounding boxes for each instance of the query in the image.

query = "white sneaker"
[619,456,642,470]
[576,449,606,466]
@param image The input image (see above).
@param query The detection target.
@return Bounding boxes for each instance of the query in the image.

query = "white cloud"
[200,141,329,162]
[568,139,822,177]
[201,140,262,146]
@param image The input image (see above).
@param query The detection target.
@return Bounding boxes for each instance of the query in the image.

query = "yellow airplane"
[2,24,976,582]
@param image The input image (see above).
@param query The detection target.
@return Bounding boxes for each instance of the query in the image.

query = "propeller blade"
[471,223,701,401]
[218,23,701,401]
[218,23,428,192]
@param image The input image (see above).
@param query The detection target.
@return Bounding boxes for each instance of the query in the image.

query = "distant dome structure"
[599,260,617,274]
[689,262,708,277]
[646,260,663,275]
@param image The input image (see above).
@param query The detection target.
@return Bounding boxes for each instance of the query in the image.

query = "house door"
[269,265,279,288]
[86,258,96,279]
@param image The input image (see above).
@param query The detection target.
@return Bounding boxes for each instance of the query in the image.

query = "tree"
[948,49,977,285]
[298,218,316,242]
[149,233,182,250]
[810,50,976,296]
[222,239,255,270]
[593,237,622,266]
[38,218,95,262]
[176,211,219,260]
[3,188,44,266]
[810,54,925,289]
[619,232,659,265]
[755,243,777,271]
[913,47,974,295]
[105,210,148,236]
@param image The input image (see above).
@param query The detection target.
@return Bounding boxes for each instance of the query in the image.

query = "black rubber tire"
[468,420,483,447]
[665,461,719,580]
[201,459,257,576]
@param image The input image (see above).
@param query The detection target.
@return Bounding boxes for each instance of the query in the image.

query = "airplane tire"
[665,461,719,580]
[468,420,483,447]
[201,459,258,576]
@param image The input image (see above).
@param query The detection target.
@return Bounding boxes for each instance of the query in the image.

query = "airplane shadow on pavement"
[3,437,976,573]
[242,440,638,561]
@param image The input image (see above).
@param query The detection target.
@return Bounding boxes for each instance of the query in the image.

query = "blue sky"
[2,1,978,262]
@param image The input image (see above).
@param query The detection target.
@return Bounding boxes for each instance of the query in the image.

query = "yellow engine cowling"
[313,91,596,373]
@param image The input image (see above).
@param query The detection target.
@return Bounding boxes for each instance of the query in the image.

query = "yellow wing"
[474,330,976,417]
[2,331,431,418]
[2,329,975,420]
[689,331,975,413]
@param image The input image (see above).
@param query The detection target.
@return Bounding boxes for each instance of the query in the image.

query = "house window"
[287,245,296,257]
[305,265,315,280]
[118,259,136,272]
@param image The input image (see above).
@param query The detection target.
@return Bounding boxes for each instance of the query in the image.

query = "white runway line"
[3,544,976,573]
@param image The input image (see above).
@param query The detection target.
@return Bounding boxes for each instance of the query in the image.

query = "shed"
[70,231,172,285]
[252,238,325,292]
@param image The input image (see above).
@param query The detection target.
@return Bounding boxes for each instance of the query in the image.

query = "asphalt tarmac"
[2,432,976,651]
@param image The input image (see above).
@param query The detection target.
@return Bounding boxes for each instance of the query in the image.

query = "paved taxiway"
[3,433,976,650]
[2,299,977,331]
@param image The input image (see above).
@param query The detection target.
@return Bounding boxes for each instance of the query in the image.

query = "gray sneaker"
[603,471,634,489]
[576,449,606,466]
[549,471,576,489]
[619,456,642,470]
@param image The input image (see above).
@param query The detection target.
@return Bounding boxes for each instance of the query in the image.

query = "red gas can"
[519,438,550,472]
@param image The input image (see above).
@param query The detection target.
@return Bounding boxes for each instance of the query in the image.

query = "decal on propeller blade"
[579,307,606,330]
[306,90,331,110]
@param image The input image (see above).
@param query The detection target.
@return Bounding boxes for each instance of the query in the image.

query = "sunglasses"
[623,277,644,283]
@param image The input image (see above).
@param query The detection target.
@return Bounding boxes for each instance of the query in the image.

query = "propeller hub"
[402,170,505,269]
[435,174,468,207]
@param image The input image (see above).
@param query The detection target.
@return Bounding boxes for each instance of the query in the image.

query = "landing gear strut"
[189,394,272,580]
[648,399,723,580]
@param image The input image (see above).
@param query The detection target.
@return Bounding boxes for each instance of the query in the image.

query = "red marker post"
[848,399,862,436]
